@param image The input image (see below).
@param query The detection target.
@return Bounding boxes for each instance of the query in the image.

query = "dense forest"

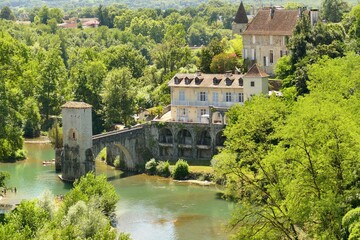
[1,0,360,238]
[0,0,327,10]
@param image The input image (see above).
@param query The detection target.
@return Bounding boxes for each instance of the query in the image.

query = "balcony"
[173,100,209,106]
[172,100,243,108]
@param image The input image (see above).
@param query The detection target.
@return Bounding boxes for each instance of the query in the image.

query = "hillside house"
[233,3,319,75]
[168,64,269,124]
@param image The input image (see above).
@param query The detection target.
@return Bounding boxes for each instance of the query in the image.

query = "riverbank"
[24,136,51,144]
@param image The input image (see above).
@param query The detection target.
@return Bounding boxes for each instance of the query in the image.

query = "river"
[0,142,233,240]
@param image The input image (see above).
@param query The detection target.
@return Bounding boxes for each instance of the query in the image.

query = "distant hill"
[0,0,217,9]
[0,0,328,10]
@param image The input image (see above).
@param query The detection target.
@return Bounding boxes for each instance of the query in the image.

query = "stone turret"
[60,101,95,182]
[232,1,248,36]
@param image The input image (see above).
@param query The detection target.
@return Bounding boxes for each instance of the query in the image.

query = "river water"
[0,143,233,240]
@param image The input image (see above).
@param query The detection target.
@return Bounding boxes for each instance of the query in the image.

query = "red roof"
[243,9,300,36]
[243,64,269,77]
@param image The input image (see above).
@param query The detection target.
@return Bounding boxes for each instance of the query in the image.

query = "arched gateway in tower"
[60,101,95,182]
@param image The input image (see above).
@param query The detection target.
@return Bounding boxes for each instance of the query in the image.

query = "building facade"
[168,65,269,124]
[233,4,319,75]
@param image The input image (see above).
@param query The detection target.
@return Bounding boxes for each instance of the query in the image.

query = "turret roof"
[243,64,269,77]
[61,101,92,109]
[234,1,248,24]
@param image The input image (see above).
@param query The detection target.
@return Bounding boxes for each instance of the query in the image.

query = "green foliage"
[113,156,121,169]
[0,6,15,20]
[210,52,240,73]
[48,121,63,149]
[342,207,360,239]
[145,158,157,175]
[214,55,360,239]
[62,172,119,216]
[322,0,349,23]
[172,159,189,180]
[156,161,171,177]
[22,98,41,138]
[0,172,124,239]
[102,68,136,128]
[0,171,10,188]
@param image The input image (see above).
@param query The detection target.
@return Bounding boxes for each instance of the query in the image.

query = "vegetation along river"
[0,142,233,240]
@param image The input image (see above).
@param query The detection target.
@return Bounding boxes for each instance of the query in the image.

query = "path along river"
[0,142,233,240]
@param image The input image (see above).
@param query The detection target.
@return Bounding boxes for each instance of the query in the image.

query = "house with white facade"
[168,64,269,124]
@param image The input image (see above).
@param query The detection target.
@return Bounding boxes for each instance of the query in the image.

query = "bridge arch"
[159,128,173,144]
[177,129,192,145]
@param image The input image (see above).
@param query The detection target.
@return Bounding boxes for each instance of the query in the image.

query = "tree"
[62,172,119,216]
[214,55,360,239]
[210,52,241,73]
[0,6,15,20]
[37,49,69,119]
[0,171,9,188]
[104,45,147,78]
[322,0,349,23]
[101,68,136,128]
[22,98,41,138]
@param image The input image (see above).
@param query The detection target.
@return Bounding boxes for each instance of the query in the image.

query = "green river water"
[0,142,233,240]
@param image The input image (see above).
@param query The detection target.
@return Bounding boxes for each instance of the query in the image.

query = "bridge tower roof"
[62,101,92,109]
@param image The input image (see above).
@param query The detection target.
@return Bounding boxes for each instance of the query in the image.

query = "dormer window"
[185,77,193,85]
[225,78,234,86]
[195,77,203,85]
[174,76,182,84]
[238,78,243,86]
[213,77,221,85]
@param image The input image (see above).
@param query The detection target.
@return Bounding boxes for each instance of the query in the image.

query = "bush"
[172,159,189,180]
[156,161,170,177]
[145,158,157,175]
[114,156,121,169]
[15,149,26,160]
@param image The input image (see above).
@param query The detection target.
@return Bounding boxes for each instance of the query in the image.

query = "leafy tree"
[62,172,119,216]
[104,45,147,78]
[210,52,240,73]
[101,68,136,127]
[342,207,360,240]
[48,121,63,149]
[22,98,41,138]
[322,0,349,23]
[0,6,15,20]
[215,55,360,239]
[0,171,9,188]
[37,49,69,119]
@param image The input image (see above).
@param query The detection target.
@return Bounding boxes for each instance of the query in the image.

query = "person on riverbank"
[14,187,16,194]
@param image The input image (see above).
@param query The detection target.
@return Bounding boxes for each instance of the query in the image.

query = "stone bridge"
[91,122,226,170]
[92,125,147,170]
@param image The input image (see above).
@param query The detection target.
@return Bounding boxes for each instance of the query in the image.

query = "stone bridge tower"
[61,101,95,181]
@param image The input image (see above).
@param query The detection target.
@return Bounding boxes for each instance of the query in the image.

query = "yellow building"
[168,64,269,124]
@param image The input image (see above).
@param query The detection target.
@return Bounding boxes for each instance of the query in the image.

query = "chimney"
[298,7,302,17]
[270,7,275,19]
[225,70,232,77]
[310,9,319,26]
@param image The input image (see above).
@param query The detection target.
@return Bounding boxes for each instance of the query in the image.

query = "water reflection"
[0,143,232,240]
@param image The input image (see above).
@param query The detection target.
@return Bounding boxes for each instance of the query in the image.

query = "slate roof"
[62,101,92,109]
[234,2,248,24]
[168,73,244,88]
[243,64,269,77]
[242,9,300,36]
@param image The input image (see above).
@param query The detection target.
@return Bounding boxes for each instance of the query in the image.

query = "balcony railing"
[172,100,243,108]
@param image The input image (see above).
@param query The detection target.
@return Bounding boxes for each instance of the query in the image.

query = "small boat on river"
[43,159,55,165]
